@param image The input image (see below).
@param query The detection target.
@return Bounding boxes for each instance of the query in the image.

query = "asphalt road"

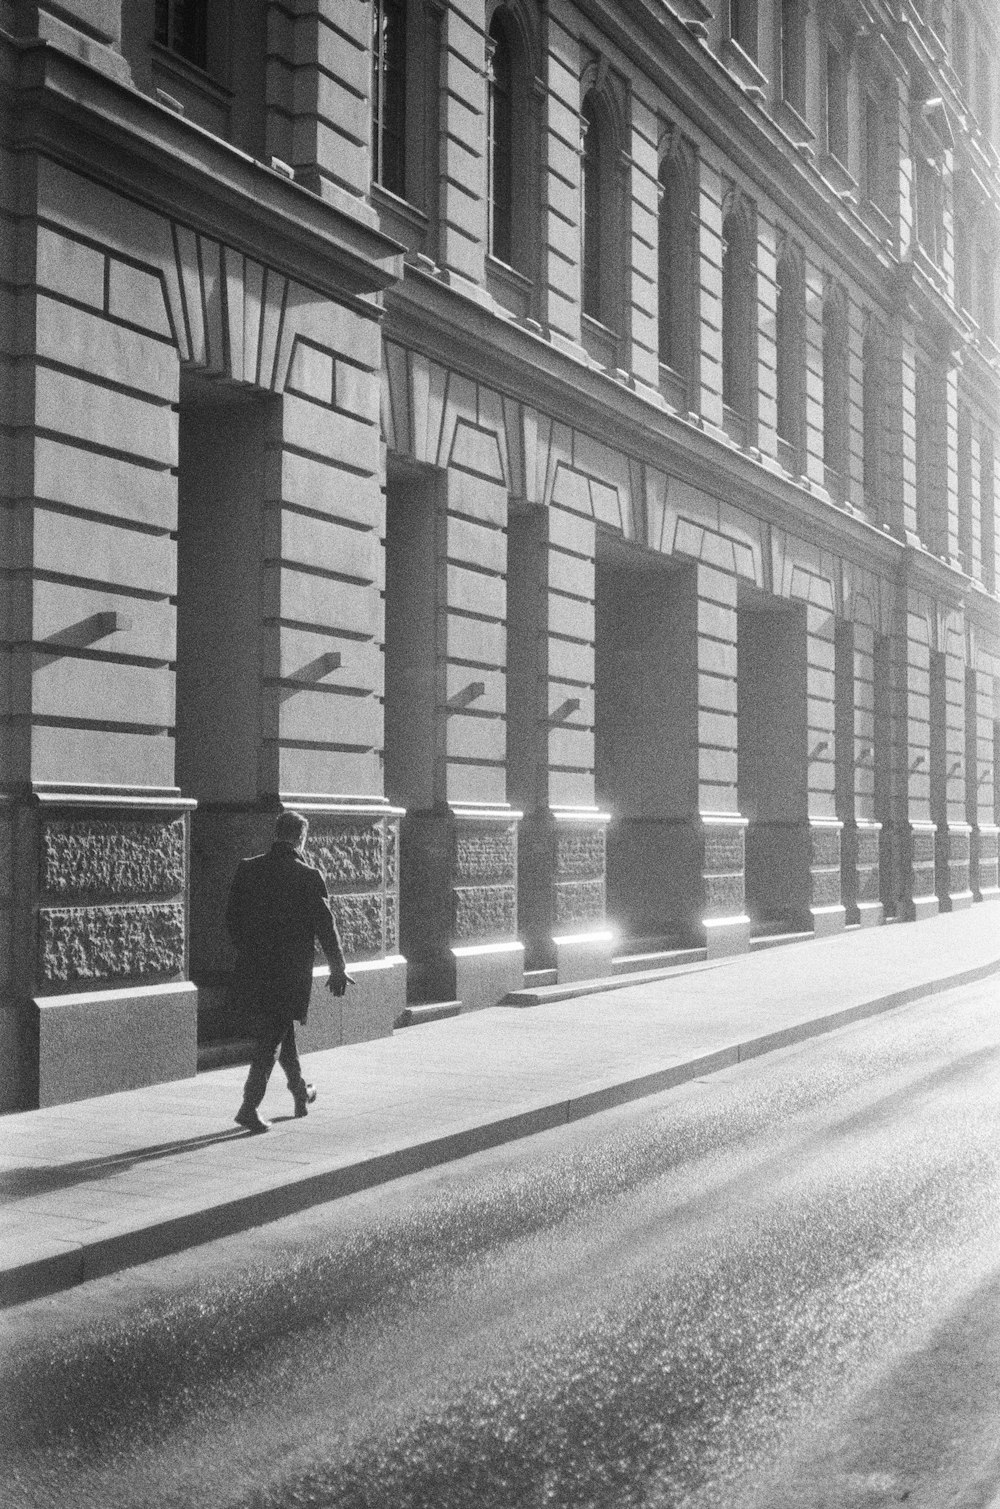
[3,977,1000,1509]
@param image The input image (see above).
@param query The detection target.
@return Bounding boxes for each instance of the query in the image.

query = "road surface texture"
[3,977,999,1509]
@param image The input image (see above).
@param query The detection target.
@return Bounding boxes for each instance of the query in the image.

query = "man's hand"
[326,967,356,997]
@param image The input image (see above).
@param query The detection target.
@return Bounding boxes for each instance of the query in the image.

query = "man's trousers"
[241,1018,306,1111]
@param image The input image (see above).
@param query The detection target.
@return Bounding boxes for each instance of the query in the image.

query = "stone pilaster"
[508,501,612,978]
[539,0,583,352]
[836,618,884,925]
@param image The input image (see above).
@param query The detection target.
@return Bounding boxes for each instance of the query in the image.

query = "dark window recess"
[155,0,208,70]
[775,261,801,449]
[781,0,805,113]
[827,46,848,164]
[730,0,759,60]
[488,17,514,265]
[582,96,603,321]
[373,0,407,197]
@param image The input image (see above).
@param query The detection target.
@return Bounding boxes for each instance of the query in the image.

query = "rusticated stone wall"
[702,824,746,917]
[304,813,399,960]
[36,815,188,991]
[452,822,517,944]
[553,825,605,931]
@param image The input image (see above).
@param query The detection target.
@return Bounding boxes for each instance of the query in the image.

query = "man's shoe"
[293,1082,317,1118]
[235,1105,270,1134]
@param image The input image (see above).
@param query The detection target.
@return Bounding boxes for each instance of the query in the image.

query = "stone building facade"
[1,0,997,1108]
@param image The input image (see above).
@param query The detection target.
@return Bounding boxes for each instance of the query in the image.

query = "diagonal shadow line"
[0,1128,249,1203]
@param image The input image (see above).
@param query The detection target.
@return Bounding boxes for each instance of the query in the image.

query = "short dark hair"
[275,810,308,846]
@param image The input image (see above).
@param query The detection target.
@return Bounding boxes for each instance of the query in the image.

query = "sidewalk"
[2,906,998,1308]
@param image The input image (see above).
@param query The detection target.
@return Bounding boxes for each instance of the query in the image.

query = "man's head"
[275,810,308,850]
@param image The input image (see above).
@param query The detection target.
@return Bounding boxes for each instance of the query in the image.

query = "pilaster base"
[841,818,882,927]
[971,825,999,901]
[698,812,750,955]
[518,807,610,974]
[898,820,939,921]
[402,804,521,1007]
[935,821,973,912]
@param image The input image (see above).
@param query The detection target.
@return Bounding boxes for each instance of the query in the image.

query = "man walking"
[226,810,353,1133]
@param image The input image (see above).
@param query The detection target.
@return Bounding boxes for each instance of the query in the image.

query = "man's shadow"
[0,1127,251,1202]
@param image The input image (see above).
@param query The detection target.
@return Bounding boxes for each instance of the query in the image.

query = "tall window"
[953,6,970,89]
[372,0,407,197]
[955,214,971,312]
[582,91,614,326]
[775,247,803,463]
[658,152,693,378]
[979,243,997,340]
[862,94,892,216]
[488,14,514,265]
[730,0,759,60]
[721,202,754,418]
[982,429,996,592]
[915,357,944,550]
[780,0,806,114]
[155,0,208,69]
[826,45,848,164]
[862,323,884,512]
[822,286,849,486]
[976,51,993,139]
[957,406,973,571]
[916,155,943,263]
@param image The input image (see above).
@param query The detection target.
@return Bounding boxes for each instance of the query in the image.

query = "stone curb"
[3,953,999,1310]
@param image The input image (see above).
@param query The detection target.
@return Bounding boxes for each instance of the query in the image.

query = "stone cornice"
[386,268,915,580]
[5,33,405,305]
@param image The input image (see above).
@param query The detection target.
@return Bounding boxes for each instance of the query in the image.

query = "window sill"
[721,38,768,100]
[658,362,689,412]
[723,404,749,447]
[487,256,534,322]
[776,436,802,475]
[150,45,232,139]
[817,153,857,197]
[773,98,813,147]
[371,185,431,258]
[859,199,894,242]
[582,314,620,370]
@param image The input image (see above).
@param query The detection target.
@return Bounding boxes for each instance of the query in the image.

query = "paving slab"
[1,906,998,1308]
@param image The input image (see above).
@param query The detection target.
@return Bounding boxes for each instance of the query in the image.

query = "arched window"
[721,201,755,419]
[372,0,407,197]
[488,13,515,265]
[822,285,849,488]
[775,246,804,466]
[658,150,694,380]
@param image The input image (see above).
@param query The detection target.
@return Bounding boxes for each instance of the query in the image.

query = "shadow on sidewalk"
[0,1128,248,1202]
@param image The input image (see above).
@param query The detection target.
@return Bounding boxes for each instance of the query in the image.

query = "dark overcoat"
[226,841,347,1024]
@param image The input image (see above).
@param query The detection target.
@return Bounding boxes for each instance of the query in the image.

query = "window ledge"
[581,314,620,370]
[721,38,768,98]
[773,98,813,146]
[486,255,533,293]
[151,43,231,102]
[817,153,857,196]
[371,184,429,230]
[859,199,893,241]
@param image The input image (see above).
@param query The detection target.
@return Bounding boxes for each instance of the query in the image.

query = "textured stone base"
[453,942,525,1012]
[299,957,406,1050]
[33,982,197,1108]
